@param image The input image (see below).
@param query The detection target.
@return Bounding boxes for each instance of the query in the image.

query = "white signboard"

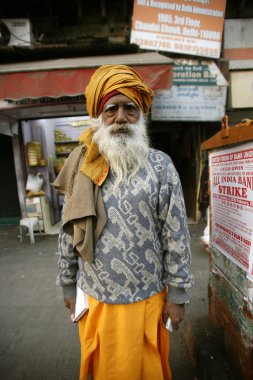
[209,143,253,278]
[231,71,253,109]
[131,0,226,58]
[152,86,226,121]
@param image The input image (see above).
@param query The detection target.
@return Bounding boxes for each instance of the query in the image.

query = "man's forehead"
[103,94,137,108]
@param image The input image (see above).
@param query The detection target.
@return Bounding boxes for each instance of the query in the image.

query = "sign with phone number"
[131,0,226,58]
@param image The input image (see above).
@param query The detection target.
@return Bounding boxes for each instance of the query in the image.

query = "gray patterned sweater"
[57,148,193,304]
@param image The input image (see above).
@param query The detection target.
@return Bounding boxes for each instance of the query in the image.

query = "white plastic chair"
[19,217,41,244]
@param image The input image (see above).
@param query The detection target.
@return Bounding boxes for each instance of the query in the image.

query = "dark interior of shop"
[150,121,220,218]
[0,135,21,220]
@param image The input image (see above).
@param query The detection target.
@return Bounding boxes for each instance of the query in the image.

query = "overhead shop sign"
[173,60,225,85]
[131,0,226,58]
[151,59,228,121]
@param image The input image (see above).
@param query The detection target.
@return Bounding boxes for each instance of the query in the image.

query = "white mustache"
[109,124,132,134]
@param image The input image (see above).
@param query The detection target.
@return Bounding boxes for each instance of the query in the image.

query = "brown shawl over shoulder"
[52,145,107,263]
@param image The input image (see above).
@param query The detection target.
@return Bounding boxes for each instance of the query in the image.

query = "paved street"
[0,222,229,380]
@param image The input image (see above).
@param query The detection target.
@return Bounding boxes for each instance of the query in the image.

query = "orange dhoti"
[78,290,171,380]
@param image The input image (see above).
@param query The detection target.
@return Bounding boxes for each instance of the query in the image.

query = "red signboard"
[0,64,173,101]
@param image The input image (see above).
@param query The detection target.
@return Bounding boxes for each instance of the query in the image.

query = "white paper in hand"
[73,286,89,323]
[165,317,173,332]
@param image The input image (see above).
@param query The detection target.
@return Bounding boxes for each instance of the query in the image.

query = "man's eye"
[125,104,137,113]
[104,106,117,115]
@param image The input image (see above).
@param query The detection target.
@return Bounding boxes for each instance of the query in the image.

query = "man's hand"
[162,300,185,331]
[64,297,76,321]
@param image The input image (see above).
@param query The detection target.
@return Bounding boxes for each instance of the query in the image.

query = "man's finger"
[64,297,76,313]
[64,298,70,309]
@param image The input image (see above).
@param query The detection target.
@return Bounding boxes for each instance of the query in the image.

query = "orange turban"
[85,64,154,118]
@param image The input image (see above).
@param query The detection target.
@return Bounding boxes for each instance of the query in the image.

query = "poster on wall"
[209,142,253,279]
[130,0,226,58]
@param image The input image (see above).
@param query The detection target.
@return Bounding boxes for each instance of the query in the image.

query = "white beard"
[92,112,150,189]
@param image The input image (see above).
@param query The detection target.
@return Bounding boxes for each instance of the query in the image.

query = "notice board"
[152,86,226,121]
[131,0,226,58]
[209,142,253,279]
[151,59,227,121]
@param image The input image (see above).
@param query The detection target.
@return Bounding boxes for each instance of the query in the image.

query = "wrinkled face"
[101,94,140,127]
[92,95,149,189]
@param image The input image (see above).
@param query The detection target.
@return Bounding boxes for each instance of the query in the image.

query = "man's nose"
[115,106,127,124]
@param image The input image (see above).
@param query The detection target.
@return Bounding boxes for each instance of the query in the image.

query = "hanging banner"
[131,0,226,58]
[209,143,253,278]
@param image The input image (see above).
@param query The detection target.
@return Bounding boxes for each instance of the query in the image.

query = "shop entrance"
[21,115,91,227]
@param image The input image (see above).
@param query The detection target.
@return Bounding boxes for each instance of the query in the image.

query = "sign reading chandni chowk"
[131,0,226,58]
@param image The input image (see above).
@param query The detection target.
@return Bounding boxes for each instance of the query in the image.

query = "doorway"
[0,134,20,224]
[150,123,199,222]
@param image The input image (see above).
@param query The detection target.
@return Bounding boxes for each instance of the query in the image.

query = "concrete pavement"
[0,223,233,380]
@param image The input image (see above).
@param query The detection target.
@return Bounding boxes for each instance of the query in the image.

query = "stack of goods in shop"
[54,129,71,142]
[26,141,47,167]
[54,129,79,174]
[55,142,78,155]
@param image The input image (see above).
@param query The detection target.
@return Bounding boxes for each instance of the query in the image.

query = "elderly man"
[54,65,193,380]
